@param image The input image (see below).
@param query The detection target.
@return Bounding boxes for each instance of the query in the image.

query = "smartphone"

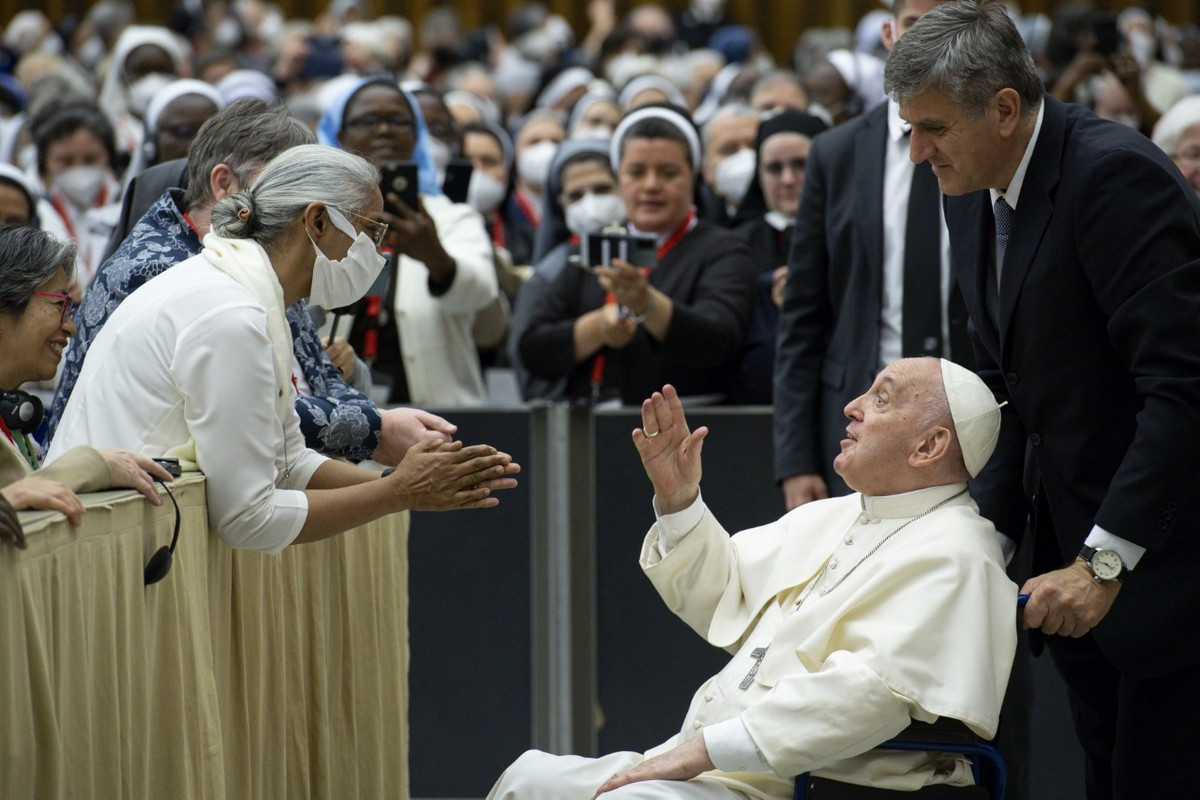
[1091,14,1121,58]
[577,230,658,271]
[380,161,419,216]
[442,158,473,204]
[153,457,182,478]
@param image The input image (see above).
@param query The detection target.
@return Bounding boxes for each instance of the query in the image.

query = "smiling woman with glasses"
[0,225,174,548]
[316,76,499,408]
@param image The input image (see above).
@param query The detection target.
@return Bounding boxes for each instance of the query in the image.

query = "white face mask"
[127,72,174,118]
[54,165,109,207]
[467,170,508,215]
[517,140,559,189]
[1129,30,1156,68]
[571,124,613,141]
[426,137,453,177]
[565,192,626,235]
[713,148,757,206]
[308,206,387,310]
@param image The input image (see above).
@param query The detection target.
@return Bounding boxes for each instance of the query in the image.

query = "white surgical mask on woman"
[308,206,386,309]
[517,140,559,190]
[713,148,756,207]
[53,165,109,208]
[426,137,453,178]
[565,192,626,235]
[467,170,508,216]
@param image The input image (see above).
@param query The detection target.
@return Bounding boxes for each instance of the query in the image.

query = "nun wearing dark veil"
[730,110,826,404]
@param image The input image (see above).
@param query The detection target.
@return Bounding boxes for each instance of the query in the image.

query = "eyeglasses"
[762,158,808,178]
[33,291,77,324]
[343,114,415,133]
[345,211,390,249]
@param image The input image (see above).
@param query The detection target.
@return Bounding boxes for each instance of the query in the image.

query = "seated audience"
[519,104,757,405]
[510,110,566,247]
[0,163,37,226]
[124,78,224,180]
[731,109,827,404]
[50,145,520,553]
[490,361,1016,797]
[0,225,172,546]
[50,101,451,467]
[33,101,122,292]
[509,139,622,400]
[318,76,497,407]
[1153,95,1200,198]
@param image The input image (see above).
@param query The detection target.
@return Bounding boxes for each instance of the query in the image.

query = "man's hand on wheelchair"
[1020,560,1121,637]
[592,735,715,797]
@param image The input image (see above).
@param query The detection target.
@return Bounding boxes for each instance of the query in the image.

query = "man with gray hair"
[490,359,1016,798]
[886,2,1200,796]
[49,100,455,465]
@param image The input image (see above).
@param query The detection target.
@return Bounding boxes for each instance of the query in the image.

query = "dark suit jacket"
[100,158,188,264]
[946,97,1200,676]
[774,103,972,493]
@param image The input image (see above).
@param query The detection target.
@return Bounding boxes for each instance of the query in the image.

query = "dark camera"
[1091,14,1121,58]
[573,229,658,271]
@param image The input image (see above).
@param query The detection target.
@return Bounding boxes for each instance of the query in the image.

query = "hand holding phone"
[380,161,420,216]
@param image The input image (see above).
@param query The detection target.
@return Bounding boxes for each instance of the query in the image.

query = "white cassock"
[490,482,1017,799]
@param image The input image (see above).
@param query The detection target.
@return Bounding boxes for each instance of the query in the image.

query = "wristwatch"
[1078,545,1126,583]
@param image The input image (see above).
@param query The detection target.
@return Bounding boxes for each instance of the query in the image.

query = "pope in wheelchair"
[489,358,1017,799]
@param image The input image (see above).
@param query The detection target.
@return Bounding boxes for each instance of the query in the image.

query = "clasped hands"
[1020,559,1121,637]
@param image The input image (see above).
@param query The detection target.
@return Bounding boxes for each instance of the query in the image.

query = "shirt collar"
[859,482,969,519]
[888,97,908,144]
[989,101,1045,211]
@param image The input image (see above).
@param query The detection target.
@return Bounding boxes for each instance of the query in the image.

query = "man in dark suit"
[887,3,1200,797]
[774,0,970,508]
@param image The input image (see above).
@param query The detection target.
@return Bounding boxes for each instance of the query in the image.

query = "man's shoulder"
[811,105,884,159]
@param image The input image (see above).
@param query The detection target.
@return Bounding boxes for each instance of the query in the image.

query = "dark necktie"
[993,196,1014,278]
[902,159,942,357]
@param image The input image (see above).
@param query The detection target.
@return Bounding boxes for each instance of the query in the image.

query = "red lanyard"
[514,190,540,229]
[656,210,697,263]
[0,414,12,446]
[490,214,506,248]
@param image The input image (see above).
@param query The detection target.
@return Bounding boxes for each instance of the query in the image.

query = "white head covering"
[611,105,701,173]
[618,74,687,111]
[216,69,279,105]
[125,79,224,180]
[939,359,1002,479]
[826,49,886,111]
[536,67,595,110]
[97,26,187,125]
[1152,96,1200,157]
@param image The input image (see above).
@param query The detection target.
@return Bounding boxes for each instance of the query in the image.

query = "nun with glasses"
[317,76,497,407]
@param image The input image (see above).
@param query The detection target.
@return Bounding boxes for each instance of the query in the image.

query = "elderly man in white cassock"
[490,357,1018,799]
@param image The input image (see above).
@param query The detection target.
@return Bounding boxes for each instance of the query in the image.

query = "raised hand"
[631,384,708,515]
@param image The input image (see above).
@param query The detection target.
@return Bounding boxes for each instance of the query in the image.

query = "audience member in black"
[730,109,826,404]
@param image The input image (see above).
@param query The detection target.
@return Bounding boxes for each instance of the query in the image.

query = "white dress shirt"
[879,99,952,370]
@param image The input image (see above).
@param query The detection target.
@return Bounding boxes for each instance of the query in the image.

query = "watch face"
[1092,549,1123,580]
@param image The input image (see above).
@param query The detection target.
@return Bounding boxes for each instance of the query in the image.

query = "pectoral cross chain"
[738,646,768,690]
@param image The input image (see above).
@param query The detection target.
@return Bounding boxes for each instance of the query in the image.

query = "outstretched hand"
[387,439,520,511]
[632,384,707,515]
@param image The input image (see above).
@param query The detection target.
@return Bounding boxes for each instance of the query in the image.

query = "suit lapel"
[998,98,1064,343]
[947,190,1001,363]
[853,106,887,294]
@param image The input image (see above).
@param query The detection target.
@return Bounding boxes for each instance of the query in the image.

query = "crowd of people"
[2,0,1200,797]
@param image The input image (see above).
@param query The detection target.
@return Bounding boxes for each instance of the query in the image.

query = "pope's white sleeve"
[703,717,772,773]
[739,650,912,776]
[173,303,312,554]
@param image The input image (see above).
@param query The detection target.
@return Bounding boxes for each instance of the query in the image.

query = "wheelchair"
[794,717,1004,799]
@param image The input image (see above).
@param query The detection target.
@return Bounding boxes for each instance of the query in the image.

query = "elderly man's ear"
[909,426,953,470]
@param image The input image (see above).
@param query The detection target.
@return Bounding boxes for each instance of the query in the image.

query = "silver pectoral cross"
[738,646,768,690]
